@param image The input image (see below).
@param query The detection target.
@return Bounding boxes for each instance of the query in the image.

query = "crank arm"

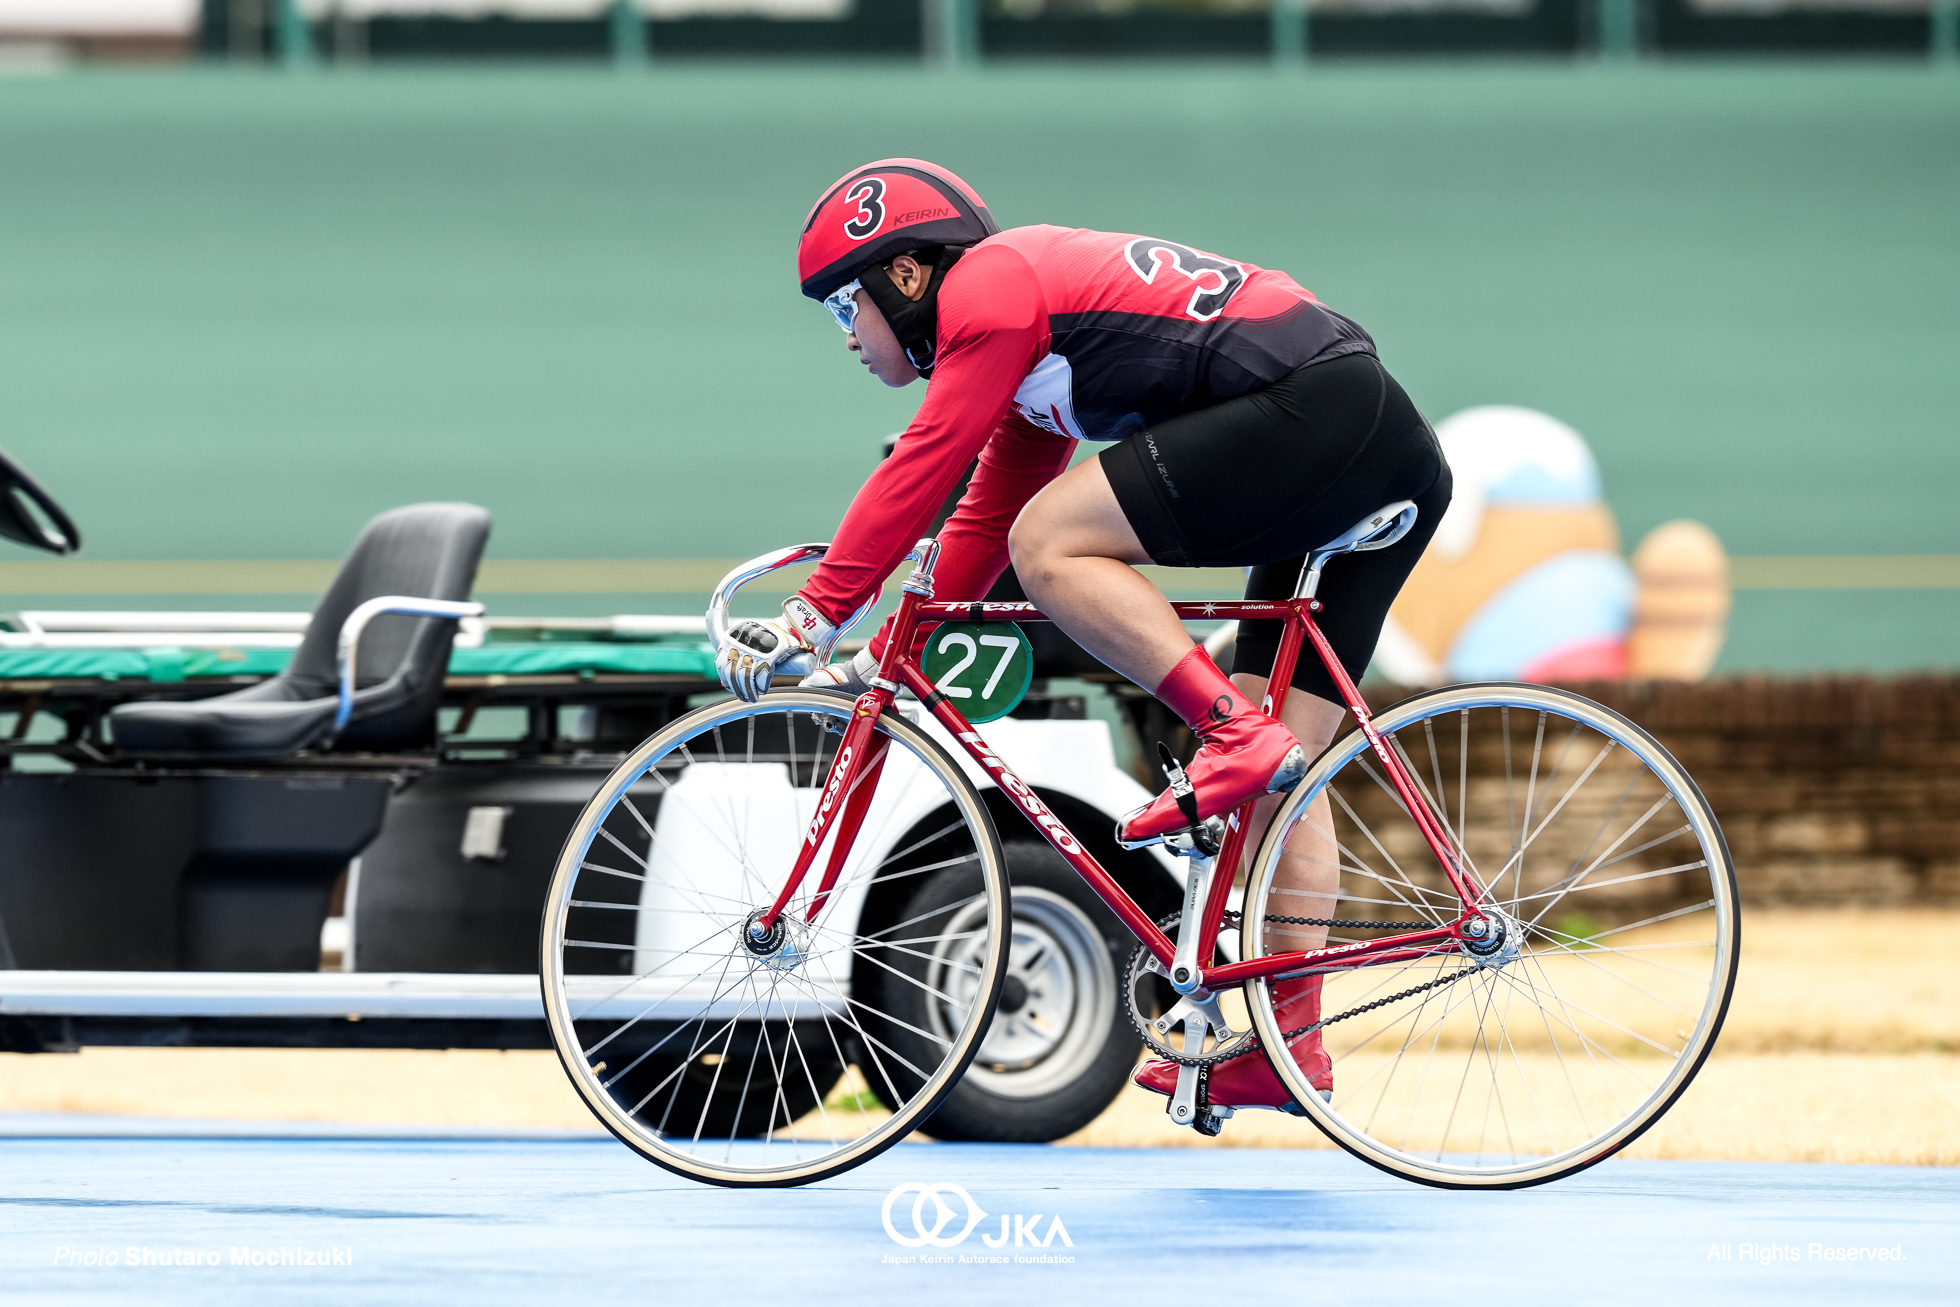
[1170,1061,1204,1128]
[1163,1004,1236,1135]
[1167,853,1217,994]
[1168,1015,1207,1128]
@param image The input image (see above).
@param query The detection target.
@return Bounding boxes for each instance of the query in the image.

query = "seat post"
[1293,501,1422,602]
[1295,549,1338,601]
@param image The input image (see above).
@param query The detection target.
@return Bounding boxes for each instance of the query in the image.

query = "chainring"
[1123,912,1261,1067]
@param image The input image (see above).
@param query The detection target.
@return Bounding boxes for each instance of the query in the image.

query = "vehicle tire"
[878,840,1141,1143]
[1237,682,1740,1189]
[539,690,1009,1188]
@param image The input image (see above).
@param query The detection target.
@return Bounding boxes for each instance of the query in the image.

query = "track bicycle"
[539,503,1740,1188]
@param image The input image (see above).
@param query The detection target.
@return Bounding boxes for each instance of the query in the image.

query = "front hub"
[742,908,808,973]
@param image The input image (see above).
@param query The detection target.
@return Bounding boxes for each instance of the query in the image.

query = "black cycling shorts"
[1099,352,1451,705]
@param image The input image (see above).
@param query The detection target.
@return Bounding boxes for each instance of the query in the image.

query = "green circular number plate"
[919,621,1033,724]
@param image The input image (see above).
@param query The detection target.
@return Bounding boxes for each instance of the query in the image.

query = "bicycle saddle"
[1298,501,1419,600]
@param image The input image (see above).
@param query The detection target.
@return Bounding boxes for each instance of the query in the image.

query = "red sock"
[1153,646,1264,744]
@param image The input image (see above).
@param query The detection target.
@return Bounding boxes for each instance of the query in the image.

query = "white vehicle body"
[0,712,1181,1023]
[627,708,1182,1001]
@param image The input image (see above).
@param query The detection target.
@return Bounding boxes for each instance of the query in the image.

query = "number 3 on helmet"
[796,159,999,303]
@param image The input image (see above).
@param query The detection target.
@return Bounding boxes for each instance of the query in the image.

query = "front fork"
[752,687,889,939]
[752,540,939,940]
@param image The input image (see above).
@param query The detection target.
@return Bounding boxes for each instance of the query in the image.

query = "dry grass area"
[0,909,1953,1165]
[1059,1054,1960,1166]
[1710,908,1958,1055]
[1061,909,1960,1164]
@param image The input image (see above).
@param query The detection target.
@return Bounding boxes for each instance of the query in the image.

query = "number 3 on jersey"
[1125,237,1246,321]
[921,622,1033,724]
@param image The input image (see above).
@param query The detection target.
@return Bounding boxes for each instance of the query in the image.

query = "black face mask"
[856,245,969,379]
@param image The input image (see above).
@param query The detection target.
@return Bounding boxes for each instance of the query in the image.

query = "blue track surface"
[2,1120,1952,1305]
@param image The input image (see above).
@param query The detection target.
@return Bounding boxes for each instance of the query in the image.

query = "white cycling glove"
[800,646,881,695]
[716,595,839,702]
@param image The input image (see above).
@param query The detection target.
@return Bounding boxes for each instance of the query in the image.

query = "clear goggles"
[822,279,863,335]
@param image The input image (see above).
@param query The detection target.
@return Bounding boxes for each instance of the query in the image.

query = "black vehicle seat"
[110,503,492,760]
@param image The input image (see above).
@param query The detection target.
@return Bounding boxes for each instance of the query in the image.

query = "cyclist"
[716,159,1451,1114]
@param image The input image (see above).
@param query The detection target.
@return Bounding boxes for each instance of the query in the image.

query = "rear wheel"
[1238,683,1739,1188]
[540,691,1009,1187]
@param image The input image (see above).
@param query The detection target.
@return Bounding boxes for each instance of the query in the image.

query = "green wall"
[0,66,1955,668]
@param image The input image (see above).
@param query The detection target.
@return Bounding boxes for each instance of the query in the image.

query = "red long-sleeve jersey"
[801,224,1374,627]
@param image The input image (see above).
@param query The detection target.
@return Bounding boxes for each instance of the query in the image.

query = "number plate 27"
[919,622,1033,724]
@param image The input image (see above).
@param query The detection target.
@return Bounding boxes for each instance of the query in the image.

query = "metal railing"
[214,0,1960,66]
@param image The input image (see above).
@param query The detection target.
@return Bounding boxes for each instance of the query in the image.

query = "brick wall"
[1480,676,1960,907]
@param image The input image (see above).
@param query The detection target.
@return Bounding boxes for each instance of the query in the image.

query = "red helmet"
[798,159,998,301]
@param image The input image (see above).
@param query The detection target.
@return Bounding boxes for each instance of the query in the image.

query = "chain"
[1127,909,1473,1068]
[1224,909,1439,931]
[1260,966,1476,1055]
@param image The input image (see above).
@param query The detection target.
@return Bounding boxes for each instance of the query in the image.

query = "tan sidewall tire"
[539,691,1009,1188]
[1240,682,1740,1189]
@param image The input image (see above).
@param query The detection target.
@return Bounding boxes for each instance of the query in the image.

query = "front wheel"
[539,690,1010,1187]
[1238,683,1740,1189]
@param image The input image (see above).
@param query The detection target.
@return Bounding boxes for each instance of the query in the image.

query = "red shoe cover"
[1119,647,1305,843]
[1132,976,1332,1109]
[1152,645,1258,741]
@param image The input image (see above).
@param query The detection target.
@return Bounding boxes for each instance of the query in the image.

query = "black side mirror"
[0,446,81,556]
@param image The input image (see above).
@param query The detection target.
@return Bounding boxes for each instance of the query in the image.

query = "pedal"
[1193,1106,1233,1138]
[1115,817,1224,855]
[1162,818,1225,860]
[1114,744,1226,855]
[1158,743,1220,857]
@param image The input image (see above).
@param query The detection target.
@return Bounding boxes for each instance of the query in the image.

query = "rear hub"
[1458,909,1522,969]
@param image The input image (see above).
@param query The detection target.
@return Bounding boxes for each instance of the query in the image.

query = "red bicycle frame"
[756,543,1488,993]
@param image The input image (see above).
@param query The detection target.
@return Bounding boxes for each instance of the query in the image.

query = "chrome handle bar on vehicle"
[334,595,486,732]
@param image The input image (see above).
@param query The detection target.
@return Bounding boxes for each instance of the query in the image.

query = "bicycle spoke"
[1511,853,1704,907]
[1328,784,1458,915]
[542,692,1007,1183]
[1240,687,1736,1186]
